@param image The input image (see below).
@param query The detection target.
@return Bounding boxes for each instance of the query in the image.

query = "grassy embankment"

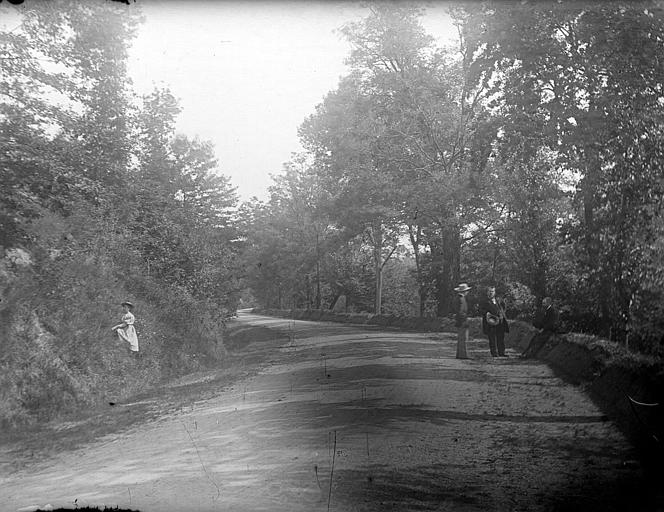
[0,243,227,430]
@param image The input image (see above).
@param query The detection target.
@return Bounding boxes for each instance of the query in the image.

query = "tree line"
[243,2,664,355]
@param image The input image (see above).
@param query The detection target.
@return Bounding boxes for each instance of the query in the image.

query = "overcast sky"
[127,1,457,201]
[128,2,350,200]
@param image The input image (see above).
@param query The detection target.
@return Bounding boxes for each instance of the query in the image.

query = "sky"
[127,1,458,201]
[128,1,358,201]
[1,1,456,202]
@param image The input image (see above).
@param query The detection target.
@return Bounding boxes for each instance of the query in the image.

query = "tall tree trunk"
[373,222,383,315]
[315,232,321,309]
[491,241,499,284]
[408,224,426,317]
[432,223,461,317]
[581,140,611,336]
[376,262,383,315]
[430,240,444,316]
[306,273,312,309]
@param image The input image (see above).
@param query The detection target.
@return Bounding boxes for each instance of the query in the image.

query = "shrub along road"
[0,312,656,511]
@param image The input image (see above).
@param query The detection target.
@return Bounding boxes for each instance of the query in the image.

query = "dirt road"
[0,312,653,511]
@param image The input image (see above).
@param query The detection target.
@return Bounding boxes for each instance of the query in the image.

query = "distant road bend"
[0,311,653,512]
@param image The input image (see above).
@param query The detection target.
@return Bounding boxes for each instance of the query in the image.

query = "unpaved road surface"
[0,312,655,511]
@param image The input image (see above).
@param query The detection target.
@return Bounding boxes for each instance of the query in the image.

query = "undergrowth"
[0,210,230,430]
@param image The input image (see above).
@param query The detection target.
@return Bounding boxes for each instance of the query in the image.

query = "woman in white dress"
[112,301,139,354]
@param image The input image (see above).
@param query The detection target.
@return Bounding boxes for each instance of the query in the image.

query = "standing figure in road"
[521,297,559,359]
[454,283,472,359]
[112,301,139,355]
[481,286,509,357]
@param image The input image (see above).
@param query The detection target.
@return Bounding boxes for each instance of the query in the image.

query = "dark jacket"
[534,305,559,333]
[481,298,509,335]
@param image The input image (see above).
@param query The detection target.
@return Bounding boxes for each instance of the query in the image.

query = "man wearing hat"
[481,286,509,357]
[454,283,472,359]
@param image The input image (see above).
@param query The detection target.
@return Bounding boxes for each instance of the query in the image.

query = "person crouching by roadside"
[454,283,472,359]
[481,286,509,357]
[521,296,559,359]
[112,301,139,356]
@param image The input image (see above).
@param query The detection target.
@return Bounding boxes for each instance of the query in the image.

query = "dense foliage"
[243,2,664,355]
[0,0,241,426]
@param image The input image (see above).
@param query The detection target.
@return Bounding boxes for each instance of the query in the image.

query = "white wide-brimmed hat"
[454,283,472,293]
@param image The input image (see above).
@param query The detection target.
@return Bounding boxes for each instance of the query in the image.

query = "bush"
[503,281,536,320]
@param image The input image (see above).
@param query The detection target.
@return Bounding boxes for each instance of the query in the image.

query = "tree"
[300,72,404,314]
[241,154,339,310]
[1,0,140,245]
[462,1,664,341]
[300,3,497,316]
